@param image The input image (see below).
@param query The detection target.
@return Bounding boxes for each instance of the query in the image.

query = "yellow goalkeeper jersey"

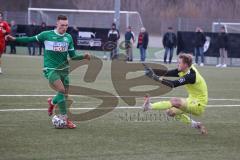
[178,65,208,104]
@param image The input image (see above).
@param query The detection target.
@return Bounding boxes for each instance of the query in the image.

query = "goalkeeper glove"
[143,64,161,81]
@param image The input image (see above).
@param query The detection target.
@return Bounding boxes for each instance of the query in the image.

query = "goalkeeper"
[143,53,208,135]
[6,15,90,129]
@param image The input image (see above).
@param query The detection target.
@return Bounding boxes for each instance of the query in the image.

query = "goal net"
[28,8,143,36]
[212,22,240,33]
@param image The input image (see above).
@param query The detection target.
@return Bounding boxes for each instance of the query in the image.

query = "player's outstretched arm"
[143,64,195,88]
[83,53,91,60]
[6,35,37,43]
[143,63,179,78]
[5,35,16,41]
[143,63,161,81]
[161,71,196,88]
[142,64,196,88]
[69,50,91,61]
[68,36,91,61]
[143,64,175,88]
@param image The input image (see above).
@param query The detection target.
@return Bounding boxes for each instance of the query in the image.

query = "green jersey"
[16,29,84,70]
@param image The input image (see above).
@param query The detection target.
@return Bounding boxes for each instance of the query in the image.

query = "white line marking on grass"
[149,96,240,101]
[207,104,240,107]
[0,95,240,101]
[0,105,239,112]
[3,54,43,59]
[0,108,47,112]
[0,95,54,97]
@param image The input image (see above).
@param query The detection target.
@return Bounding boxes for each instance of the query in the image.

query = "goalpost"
[211,22,240,66]
[212,22,240,33]
[27,8,143,35]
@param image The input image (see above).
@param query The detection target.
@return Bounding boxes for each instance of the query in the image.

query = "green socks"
[52,92,67,115]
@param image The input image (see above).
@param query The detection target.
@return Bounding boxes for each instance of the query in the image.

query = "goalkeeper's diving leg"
[143,95,207,135]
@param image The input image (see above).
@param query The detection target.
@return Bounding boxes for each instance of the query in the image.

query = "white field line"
[0,95,239,112]
[0,95,240,101]
[0,105,240,112]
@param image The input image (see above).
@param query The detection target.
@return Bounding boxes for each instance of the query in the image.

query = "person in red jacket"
[0,12,11,74]
[137,27,149,61]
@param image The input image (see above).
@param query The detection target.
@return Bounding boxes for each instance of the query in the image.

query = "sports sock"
[52,95,58,105]
[52,92,69,105]
[175,114,191,124]
[190,119,199,128]
[53,92,67,115]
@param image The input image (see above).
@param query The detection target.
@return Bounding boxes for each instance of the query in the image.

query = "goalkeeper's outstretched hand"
[143,63,154,77]
[142,63,160,81]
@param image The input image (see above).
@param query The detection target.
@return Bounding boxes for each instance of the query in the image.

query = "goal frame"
[212,22,240,33]
[27,7,143,29]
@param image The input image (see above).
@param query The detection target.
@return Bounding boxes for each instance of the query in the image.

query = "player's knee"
[58,88,66,94]
[166,109,176,117]
[170,98,177,104]
[170,98,182,108]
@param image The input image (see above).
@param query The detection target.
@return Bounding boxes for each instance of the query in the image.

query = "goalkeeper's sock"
[190,119,200,128]
[175,114,199,128]
[174,114,207,134]
[151,101,172,110]
[54,92,67,115]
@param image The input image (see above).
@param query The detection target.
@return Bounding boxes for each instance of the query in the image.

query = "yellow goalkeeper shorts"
[181,98,207,116]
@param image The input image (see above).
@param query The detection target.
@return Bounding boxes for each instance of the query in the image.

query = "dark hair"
[112,23,116,27]
[57,15,67,20]
[168,27,173,30]
[179,53,193,67]
[128,26,131,29]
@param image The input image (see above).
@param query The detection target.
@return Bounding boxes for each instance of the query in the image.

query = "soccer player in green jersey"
[6,15,90,129]
[143,53,208,135]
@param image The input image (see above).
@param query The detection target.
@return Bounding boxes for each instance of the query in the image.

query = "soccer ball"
[52,115,67,128]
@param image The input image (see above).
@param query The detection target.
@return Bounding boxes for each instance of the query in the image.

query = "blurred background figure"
[9,20,17,54]
[194,27,206,66]
[108,23,120,60]
[137,27,148,61]
[162,27,177,64]
[38,22,47,56]
[216,26,228,68]
[124,26,135,61]
[27,22,37,56]
[0,11,11,74]
[69,26,79,49]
